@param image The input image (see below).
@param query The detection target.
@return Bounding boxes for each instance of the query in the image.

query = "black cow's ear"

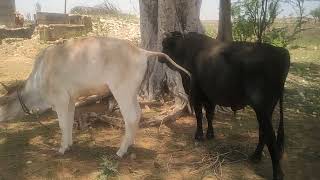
[162,37,175,49]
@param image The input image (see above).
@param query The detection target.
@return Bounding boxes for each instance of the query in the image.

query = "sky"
[15,0,320,20]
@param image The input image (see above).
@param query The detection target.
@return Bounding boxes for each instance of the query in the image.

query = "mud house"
[0,0,16,27]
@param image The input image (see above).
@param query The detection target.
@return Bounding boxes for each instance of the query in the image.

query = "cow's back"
[194,42,290,108]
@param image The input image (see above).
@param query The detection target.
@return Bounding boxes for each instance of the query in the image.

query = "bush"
[71,0,120,15]
[231,0,306,47]
[263,27,289,47]
[310,6,320,22]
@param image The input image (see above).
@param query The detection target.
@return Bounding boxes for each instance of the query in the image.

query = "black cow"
[160,32,290,180]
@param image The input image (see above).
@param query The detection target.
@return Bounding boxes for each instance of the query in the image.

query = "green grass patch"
[97,155,119,179]
[202,21,217,38]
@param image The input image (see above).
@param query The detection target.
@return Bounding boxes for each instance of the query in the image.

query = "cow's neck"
[20,73,51,114]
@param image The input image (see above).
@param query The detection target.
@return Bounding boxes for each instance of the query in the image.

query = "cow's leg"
[67,99,75,147]
[55,97,74,154]
[250,111,265,163]
[204,102,215,139]
[194,101,204,140]
[251,98,278,163]
[261,111,283,180]
[191,82,204,141]
[112,88,141,157]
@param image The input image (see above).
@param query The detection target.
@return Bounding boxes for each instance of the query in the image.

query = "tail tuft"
[277,93,285,159]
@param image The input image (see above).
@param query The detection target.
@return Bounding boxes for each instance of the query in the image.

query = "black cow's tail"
[277,91,285,159]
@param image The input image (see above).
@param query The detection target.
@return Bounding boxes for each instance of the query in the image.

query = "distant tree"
[26,13,32,21]
[35,2,42,13]
[284,0,307,39]
[310,6,320,22]
[70,1,120,15]
[232,0,281,43]
[232,0,306,47]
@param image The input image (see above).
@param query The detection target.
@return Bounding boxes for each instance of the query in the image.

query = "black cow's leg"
[194,102,204,140]
[191,81,204,141]
[250,111,265,163]
[204,102,215,139]
[262,113,283,180]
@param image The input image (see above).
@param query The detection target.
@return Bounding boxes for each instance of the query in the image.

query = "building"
[0,0,16,27]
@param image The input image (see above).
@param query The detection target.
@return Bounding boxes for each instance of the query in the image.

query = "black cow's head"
[160,31,185,69]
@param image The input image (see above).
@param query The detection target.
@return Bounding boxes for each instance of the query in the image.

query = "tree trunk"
[139,0,203,105]
[139,0,164,100]
[217,0,233,42]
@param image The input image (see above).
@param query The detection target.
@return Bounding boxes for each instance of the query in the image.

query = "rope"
[17,86,50,130]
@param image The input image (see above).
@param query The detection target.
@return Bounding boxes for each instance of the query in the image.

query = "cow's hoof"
[58,146,70,154]
[249,152,262,163]
[273,178,283,180]
[273,174,284,180]
[206,131,214,140]
[116,150,126,158]
[273,168,284,180]
[194,131,204,141]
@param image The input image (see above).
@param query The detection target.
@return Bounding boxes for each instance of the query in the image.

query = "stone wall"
[0,0,15,27]
[39,24,89,41]
[0,25,35,40]
[36,12,68,25]
[35,12,92,31]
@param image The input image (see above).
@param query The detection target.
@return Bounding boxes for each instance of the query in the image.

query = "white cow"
[0,37,190,157]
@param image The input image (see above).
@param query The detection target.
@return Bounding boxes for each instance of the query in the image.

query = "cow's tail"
[143,50,191,78]
[143,50,193,113]
[277,91,285,159]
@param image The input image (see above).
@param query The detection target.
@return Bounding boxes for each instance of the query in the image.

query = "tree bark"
[139,0,164,100]
[217,0,233,42]
[139,0,203,106]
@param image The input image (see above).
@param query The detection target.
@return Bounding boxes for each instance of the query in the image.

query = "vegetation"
[97,156,119,179]
[231,0,306,47]
[310,6,320,22]
[0,1,319,179]
[203,21,217,38]
[71,0,120,15]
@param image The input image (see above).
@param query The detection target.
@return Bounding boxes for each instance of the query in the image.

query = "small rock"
[89,112,98,117]
[130,153,136,160]
[26,161,32,164]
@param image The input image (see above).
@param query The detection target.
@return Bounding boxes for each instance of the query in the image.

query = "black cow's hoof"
[249,152,262,163]
[195,131,204,141]
[273,169,284,180]
[206,130,214,140]
[273,175,284,180]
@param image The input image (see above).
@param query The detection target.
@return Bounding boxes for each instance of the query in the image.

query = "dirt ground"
[0,22,319,180]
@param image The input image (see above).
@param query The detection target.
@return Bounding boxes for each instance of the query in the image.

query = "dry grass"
[0,18,319,180]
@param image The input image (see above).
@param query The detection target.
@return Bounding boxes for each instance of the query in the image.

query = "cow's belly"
[215,96,247,110]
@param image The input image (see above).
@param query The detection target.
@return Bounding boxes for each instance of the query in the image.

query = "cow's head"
[160,31,185,69]
[0,82,25,122]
